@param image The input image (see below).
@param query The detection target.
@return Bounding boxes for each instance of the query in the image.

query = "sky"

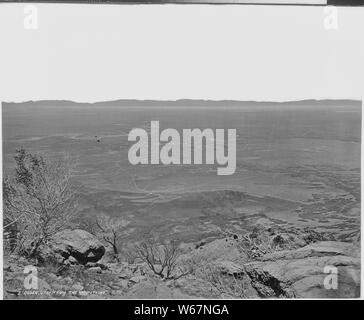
[0,4,363,102]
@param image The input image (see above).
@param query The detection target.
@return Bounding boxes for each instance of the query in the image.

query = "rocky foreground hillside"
[4,225,360,299]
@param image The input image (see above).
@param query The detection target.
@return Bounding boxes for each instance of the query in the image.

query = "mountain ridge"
[2,99,361,107]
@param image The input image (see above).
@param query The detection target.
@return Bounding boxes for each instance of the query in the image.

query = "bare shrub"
[224,225,331,260]
[42,256,70,276]
[199,264,246,298]
[121,247,139,264]
[239,230,273,259]
[135,238,190,280]
[94,214,130,258]
[3,149,78,257]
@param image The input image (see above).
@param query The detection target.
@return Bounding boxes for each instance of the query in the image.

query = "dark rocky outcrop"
[37,229,105,265]
[244,241,360,298]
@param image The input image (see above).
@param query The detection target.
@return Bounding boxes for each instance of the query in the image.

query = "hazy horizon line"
[2,98,362,107]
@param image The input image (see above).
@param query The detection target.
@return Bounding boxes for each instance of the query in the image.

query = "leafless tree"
[135,237,190,280]
[94,214,129,257]
[3,149,78,256]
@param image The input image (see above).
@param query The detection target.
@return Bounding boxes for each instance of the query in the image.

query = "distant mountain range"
[2,99,362,107]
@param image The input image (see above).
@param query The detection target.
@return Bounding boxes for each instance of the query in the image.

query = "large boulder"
[38,229,105,265]
[244,241,360,298]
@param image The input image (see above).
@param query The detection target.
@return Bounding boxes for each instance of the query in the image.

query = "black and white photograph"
[0,3,363,303]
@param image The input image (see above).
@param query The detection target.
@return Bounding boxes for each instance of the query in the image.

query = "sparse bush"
[180,253,207,275]
[42,256,70,276]
[121,247,139,264]
[231,225,334,259]
[3,149,78,257]
[94,214,130,259]
[135,237,190,280]
[199,264,246,298]
[239,231,273,259]
[301,228,328,244]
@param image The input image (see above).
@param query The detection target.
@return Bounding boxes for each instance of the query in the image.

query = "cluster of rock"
[244,241,360,298]
[3,226,361,299]
[181,226,360,298]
